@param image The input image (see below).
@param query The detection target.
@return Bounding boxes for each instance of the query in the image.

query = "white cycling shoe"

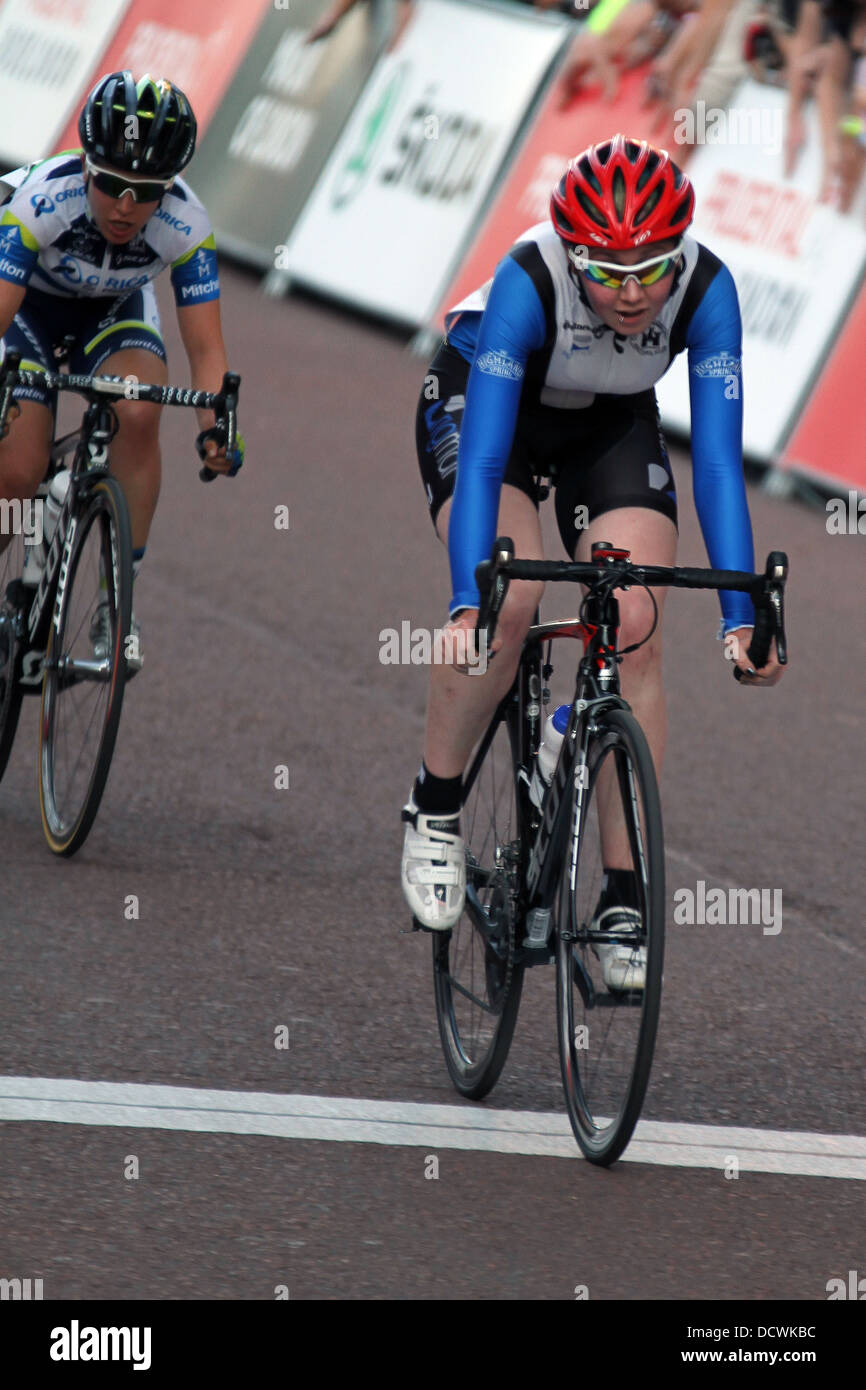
[593,905,646,992]
[89,600,142,675]
[401,796,465,930]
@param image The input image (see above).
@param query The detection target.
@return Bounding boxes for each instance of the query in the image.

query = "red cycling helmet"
[550,134,694,251]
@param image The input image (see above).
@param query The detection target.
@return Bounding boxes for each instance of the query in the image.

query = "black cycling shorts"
[2,284,166,410]
[415,341,678,559]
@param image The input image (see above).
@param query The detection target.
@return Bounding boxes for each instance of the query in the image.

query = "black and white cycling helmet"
[78,71,197,179]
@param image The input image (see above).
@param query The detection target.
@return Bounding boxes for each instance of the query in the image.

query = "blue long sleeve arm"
[448,256,547,614]
[686,264,755,632]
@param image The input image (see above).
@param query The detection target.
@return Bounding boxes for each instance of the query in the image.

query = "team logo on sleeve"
[476,349,524,381]
[693,352,741,377]
[30,193,55,217]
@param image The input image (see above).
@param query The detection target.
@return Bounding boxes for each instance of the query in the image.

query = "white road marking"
[1,1077,863,1178]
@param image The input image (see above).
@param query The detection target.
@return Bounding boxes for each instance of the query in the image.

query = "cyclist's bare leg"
[99,348,167,552]
[575,506,677,870]
[0,398,53,559]
[422,483,545,782]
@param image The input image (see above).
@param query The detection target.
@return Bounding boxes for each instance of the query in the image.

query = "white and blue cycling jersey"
[443,223,754,633]
[0,150,219,306]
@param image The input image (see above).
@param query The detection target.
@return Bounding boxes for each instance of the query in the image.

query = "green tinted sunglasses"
[569,241,683,289]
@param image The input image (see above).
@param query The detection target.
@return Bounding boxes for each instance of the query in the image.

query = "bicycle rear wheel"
[0,533,28,783]
[432,697,526,1099]
[39,474,132,856]
[555,707,664,1165]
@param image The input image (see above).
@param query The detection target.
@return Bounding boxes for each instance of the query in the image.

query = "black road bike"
[427,538,788,1165]
[0,348,240,855]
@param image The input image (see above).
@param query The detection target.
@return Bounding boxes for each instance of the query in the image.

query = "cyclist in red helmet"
[403,134,783,986]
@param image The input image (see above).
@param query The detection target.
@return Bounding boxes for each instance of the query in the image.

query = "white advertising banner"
[655,80,866,461]
[282,0,570,326]
[0,0,131,166]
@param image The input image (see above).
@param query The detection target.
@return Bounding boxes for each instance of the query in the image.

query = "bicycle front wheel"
[555,707,665,1165]
[0,539,27,783]
[432,698,525,1099]
[39,475,132,856]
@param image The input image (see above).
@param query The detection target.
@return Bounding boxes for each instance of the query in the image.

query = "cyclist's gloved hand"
[226,430,244,477]
[196,427,245,480]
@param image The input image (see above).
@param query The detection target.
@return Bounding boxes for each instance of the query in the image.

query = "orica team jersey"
[442,222,755,631]
[0,151,219,306]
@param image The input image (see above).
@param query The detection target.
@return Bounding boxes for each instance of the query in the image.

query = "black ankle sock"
[414,762,462,816]
[601,868,639,909]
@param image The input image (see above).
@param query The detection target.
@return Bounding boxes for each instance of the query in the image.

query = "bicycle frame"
[0,353,240,690]
[19,400,117,687]
[461,582,636,965]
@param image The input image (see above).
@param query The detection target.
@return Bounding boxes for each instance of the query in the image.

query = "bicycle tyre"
[0,574,25,784]
[432,697,526,1099]
[555,706,665,1165]
[39,474,132,856]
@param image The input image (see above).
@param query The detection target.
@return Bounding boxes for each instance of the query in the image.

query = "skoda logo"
[332,63,408,211]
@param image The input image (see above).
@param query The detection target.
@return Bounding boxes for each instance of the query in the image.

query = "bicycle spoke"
[433,705,525,1098]
[556,709,665,1165]
[40,477,131,855]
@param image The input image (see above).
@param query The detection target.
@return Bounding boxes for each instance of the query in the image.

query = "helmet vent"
[636,154,659,192]
[634,182,663,226]
[576,186,608,229]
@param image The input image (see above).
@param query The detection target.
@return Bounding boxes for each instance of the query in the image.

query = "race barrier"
[0,0,131,167]
[655,79,866,464]
[779,282,866,495]
[279,0,572,326]
[191,0,386,271]
[53,0,273,155]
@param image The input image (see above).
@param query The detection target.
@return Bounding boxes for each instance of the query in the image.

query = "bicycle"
[426,537,788,1165]
[0,347,240,856]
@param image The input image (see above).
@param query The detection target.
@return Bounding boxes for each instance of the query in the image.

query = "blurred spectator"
[307,0,414,46]
[307,0,587,48]
[785,0,866,206]
[559,0,696,108]
[743,4,794,84]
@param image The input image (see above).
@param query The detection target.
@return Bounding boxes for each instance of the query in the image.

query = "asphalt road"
[1,261,864,1302]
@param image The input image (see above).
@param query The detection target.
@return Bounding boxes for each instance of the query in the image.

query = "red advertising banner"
[431,63,682,330]
[780,281,866,494]
[53,0,273,152]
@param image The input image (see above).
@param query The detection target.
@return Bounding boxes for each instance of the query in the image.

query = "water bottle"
[21,469,69,585]
[529,704,570,809]
[44,468,70,544]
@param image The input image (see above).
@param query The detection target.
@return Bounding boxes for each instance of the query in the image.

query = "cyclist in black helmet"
[0,72,244,671]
